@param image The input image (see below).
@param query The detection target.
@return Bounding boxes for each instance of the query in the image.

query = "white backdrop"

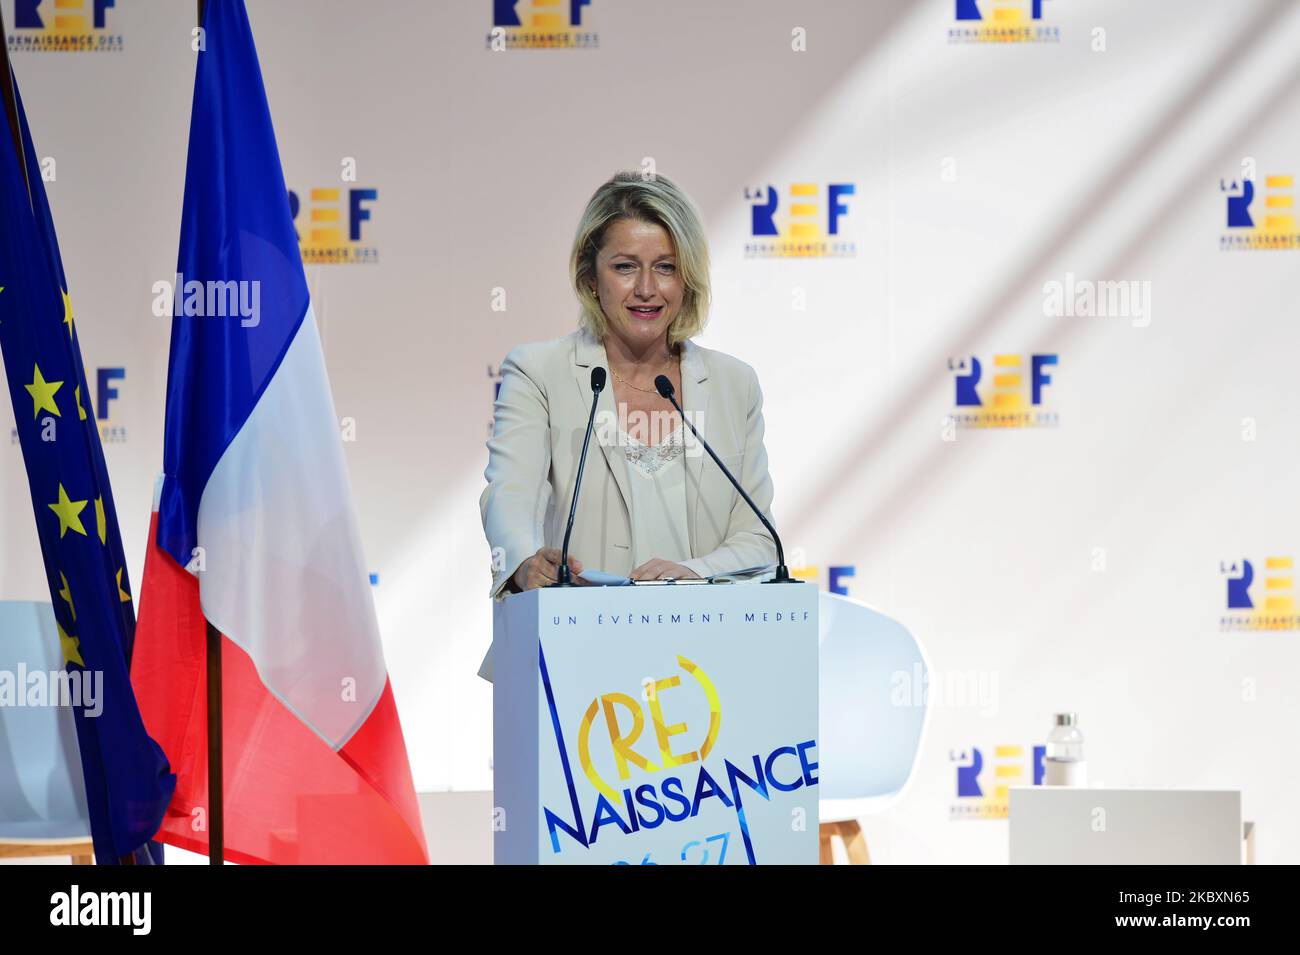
[1,0,1297,863]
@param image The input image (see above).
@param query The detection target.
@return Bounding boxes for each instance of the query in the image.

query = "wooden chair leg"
[837,820,871,865]
[818,823,835,865]
[819,820,871,864]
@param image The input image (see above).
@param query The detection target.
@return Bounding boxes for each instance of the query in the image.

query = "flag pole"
[194,0,224,869]
[206,619,223,865]
[0,0,33,205]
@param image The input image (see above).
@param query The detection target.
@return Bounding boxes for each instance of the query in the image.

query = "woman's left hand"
[630,559,701,582]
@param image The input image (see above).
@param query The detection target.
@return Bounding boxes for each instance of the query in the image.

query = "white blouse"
[618,424,691,570]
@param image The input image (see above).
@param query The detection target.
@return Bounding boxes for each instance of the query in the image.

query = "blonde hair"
[570,171,711,347]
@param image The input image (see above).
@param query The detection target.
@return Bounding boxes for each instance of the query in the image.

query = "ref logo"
[9,0,123,52]
[1220,171,1299,250]
[1220,557,1299,632]
[949,0,1059,44]
[946,353,1059,429]
[789,565,856,595]
[95,367,123,421]
[744,182,856,259]
[95,367,127,444]
[288,188,379,265]
[949,744,1046,820]
[487,0,598,50]
[486,363,504,437]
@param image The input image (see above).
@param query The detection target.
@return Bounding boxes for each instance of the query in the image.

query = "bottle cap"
[1055,712,1077,726]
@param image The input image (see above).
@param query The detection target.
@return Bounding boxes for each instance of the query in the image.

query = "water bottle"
[1044,712,1086,786]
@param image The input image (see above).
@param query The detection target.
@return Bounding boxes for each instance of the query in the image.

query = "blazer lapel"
[573,331,632,521]
[678,339,711,557]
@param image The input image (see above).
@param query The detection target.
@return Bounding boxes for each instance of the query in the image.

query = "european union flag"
[0,64,175,863]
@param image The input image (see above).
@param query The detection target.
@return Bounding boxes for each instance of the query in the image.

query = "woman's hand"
[630,559,701,582]
[512,546,585,591]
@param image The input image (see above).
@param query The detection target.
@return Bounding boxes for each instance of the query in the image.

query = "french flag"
[131,0,427,865]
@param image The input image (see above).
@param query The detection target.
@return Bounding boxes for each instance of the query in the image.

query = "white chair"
[818,592,930,864]
[0,601,94,864]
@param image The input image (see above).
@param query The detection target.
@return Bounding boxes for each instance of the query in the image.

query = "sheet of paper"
[707,563,777,582]
[575,568,633,586]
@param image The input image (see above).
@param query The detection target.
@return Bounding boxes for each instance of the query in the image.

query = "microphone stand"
[552,366,606,587]
[655,375,795,584]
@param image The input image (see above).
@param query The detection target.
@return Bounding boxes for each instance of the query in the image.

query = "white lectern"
[491,582,818,865]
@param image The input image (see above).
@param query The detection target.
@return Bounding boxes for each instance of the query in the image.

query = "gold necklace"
[610,354,679,395]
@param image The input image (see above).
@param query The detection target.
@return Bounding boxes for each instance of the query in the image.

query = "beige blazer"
[477,328,779,679]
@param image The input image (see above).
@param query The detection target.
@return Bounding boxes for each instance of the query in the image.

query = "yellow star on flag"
[48,483,88,538]
[58,570,76,621]
[74,384,87,421]
[58,622,84,668]
[116,568,132,604]
[23,364,62,418]
[62,288,74,338]
[95,496,106,544]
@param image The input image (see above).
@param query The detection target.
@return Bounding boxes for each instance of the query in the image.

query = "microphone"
[552,366,606,587]
[655,374,795,584]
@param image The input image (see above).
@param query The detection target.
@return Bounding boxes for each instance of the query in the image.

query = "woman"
[480,170,778,602]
